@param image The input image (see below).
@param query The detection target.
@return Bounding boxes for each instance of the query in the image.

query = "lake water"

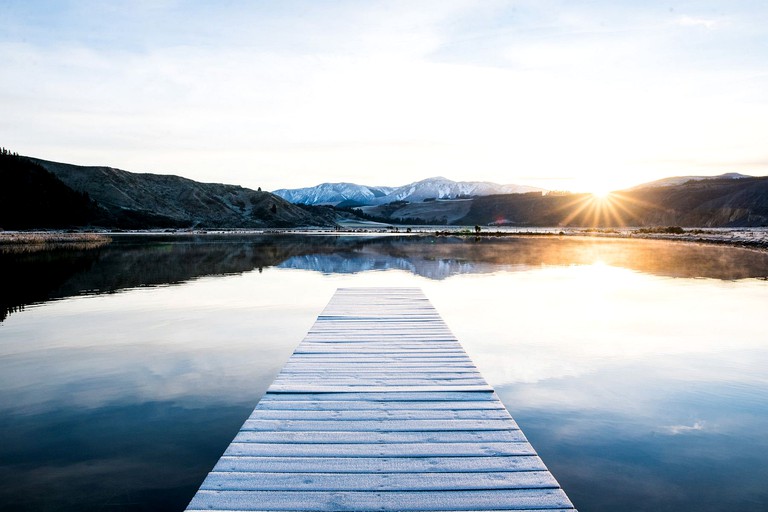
[1,234,768,511]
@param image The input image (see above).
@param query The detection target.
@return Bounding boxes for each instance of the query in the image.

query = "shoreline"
[576,229,768,252]
[0,232,112,252]
[2,227,768,253]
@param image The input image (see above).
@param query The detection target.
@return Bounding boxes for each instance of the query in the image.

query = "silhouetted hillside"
[0,150,104,229]
[458,178,768,227]
[620,177,768,226]
[28,157,335,229]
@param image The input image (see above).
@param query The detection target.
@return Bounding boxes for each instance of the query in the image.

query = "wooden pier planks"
[186,287,576,511]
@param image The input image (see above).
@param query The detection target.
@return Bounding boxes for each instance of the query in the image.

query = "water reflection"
[3,234,768,322]
[1,235,767,511]
[0,270,335,511]
[498,356,768,512]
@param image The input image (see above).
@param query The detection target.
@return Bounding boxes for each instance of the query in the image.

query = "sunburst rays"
[555,191,663,227]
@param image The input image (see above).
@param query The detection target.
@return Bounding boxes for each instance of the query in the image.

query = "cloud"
[660,421,706,435]
[677,16,718,29]
[2,1,768,190]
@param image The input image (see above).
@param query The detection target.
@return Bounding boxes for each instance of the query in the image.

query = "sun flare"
[590,188,613,199]
[555,189,655,227]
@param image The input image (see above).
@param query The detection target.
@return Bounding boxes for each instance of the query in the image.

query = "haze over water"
[1,234,768,511]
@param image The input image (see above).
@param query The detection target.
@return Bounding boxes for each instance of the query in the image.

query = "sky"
[2,1,768,193]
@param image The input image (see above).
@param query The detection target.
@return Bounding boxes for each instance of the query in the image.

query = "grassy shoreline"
[0,232,112,252]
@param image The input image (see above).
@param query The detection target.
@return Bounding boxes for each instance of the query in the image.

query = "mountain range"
[274,173,766,227]
[274,177,544,206]
[273,182,394,207]
[1,150,767,229]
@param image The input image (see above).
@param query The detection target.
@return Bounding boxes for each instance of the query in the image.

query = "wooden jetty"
[186,287,576,511]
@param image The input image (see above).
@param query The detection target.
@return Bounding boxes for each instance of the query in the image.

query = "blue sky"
[2,1,767,192]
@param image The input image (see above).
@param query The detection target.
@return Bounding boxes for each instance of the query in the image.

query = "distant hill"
[630,172,752,189]
[358,199,474,225]
[274,176,545,206]
[459,177,768,227]
[27,158,334,229]
[619,176,768,226]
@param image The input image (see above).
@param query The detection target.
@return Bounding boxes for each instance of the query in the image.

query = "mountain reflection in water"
[3,234,768,322]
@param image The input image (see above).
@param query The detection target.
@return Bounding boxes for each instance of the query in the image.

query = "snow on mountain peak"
[273,177,545,206]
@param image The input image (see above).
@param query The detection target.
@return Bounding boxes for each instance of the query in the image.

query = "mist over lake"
[1,234,768,511]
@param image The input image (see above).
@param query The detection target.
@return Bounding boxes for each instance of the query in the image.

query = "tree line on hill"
[0,149,104,230]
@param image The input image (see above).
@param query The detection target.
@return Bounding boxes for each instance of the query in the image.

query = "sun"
[556,187,645,227]
[577,179,617,199]
[590,187,613,200]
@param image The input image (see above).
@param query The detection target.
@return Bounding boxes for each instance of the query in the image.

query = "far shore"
[2,226,768,253]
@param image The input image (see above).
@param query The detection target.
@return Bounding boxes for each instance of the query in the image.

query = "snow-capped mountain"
[272,182,394,206]
[274,177,544,206]
[630,172,752,190]
[369,177,544,205]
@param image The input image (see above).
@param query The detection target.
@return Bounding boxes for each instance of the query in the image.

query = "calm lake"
[1,234,768,511]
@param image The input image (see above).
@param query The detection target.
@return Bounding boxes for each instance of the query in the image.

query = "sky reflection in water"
[1,235,767,511]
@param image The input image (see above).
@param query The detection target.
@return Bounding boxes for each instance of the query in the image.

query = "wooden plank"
[186,489,574,511]
[200,470,560,491]
[284,357,476,363]
[232,430,527,444]
[247,409,512,420]
[275,368,485,378]
[213,455,548,474]
[254,400,506,410]
[257,391,501,401]
[265,385,496,393]
[280,363,479,369]
[270,379,490,387]
[276,370,484,376]
[240,418,520,431]
[185,288,576,512]
[222,441,537,457]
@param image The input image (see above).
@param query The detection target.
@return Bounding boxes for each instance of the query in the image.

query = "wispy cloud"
[677,16,718,29]
[661,421,706,435]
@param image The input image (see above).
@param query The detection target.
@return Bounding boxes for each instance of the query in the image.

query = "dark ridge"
[457,179,768,227]
[30,157,335,229]
[0,150,106,229]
